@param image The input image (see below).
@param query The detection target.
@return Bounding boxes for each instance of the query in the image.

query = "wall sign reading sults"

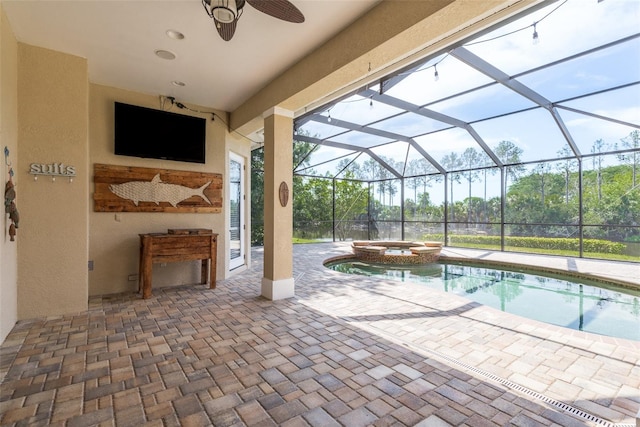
[30,162,76,181]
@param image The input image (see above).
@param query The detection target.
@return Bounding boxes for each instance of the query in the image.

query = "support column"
[261,107,294,300]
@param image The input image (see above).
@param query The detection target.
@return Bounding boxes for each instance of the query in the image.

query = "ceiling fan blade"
[214,17,237,41]
[246,0,304,23]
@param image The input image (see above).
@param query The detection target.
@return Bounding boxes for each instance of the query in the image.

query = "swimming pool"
[326,259,640,341]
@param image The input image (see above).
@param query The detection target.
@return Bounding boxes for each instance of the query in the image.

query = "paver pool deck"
[1,243,638,426]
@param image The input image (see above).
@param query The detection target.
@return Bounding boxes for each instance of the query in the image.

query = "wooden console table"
[139,229,218,299]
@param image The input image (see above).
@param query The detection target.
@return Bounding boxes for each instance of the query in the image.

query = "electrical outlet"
[88,260,94,271]
[160,263,167,267]
[128,274,138,281]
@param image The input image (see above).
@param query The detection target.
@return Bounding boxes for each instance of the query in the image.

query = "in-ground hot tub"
[352,240,442,264]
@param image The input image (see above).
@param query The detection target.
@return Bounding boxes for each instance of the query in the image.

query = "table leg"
[138,241,144,293]
[141,236,153,299]
[201,259,208,285]
[209,236,217,289]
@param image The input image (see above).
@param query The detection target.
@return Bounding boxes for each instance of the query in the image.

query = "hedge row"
[421,234,625,254]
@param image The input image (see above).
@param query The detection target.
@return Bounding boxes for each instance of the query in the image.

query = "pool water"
[327,260,640,341]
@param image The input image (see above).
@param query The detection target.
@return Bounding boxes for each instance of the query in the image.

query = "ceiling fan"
[202,0,305,41]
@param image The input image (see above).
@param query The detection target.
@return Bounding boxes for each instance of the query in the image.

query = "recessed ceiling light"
[166,30,185,40]
[172,81,186,87]
[155,49,176,60]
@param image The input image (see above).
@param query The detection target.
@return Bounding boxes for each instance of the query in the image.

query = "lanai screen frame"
[252,0,640,261]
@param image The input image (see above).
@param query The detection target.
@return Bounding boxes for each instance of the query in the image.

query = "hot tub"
[351,240,442,264]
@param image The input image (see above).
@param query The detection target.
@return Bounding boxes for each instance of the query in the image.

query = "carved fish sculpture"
[109,174,212,207]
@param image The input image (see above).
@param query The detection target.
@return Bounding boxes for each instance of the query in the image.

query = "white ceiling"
[3,0,380,112]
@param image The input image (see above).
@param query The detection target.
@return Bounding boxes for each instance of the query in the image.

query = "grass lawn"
[451,242,640,262]
[292,237,325,244]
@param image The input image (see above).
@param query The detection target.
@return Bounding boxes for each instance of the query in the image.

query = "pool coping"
[323,253,640,292]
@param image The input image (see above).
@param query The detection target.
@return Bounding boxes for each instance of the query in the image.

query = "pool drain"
[358,323,635,427]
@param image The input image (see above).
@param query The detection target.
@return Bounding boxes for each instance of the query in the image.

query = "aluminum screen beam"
[293,133,402,179]
[450,47,581,157]
[450,47,553,109]
[308,113,445,173]
[361,89,503,168]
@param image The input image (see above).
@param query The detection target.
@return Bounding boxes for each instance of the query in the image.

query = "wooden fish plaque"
[93,164,222,213]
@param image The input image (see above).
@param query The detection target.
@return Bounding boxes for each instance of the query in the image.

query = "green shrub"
[581,238,625,254]
[251,225,264,247]
[420,233,625,254]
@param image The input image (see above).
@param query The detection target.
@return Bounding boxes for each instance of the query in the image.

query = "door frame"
[229,151,246,271]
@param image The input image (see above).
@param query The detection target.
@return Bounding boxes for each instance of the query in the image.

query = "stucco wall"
[0,5,19,342]
[17,44,89,319]
[88,84,247,296]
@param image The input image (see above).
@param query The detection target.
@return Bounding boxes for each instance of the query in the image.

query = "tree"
[556,145,578,205]
[293,176,332,239]
[293,140,315,171]
[334,173,370,240]
[533,162,552,206]
[493,140,524,193]
[292,139,328,239]
[508,164,577,237]
[441,153,462,220]
[336,157,362,180]
[460,147,481,223]
[462,196,486,224]
[485,196,501,227]
[251,147,265,245]
[370,155,399,206]
[405,159,430,202]
[616,130,639,188]
[591,138,609,201]
[480,166,499,223]
[583,164,640,241]
[362,157,379,181]
[405,161,420,202]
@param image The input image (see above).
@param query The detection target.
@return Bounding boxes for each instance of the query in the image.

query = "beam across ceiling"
[231,0,540,136]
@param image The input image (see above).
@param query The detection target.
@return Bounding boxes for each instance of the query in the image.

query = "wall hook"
[4,147,13,177]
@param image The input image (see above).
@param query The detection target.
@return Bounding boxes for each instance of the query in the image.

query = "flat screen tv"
[114,102,206,164]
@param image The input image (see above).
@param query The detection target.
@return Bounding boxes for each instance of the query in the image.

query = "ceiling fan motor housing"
[209,0,245,23]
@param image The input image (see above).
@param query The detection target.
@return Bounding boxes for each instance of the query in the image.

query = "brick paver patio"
[1,243,638,426]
